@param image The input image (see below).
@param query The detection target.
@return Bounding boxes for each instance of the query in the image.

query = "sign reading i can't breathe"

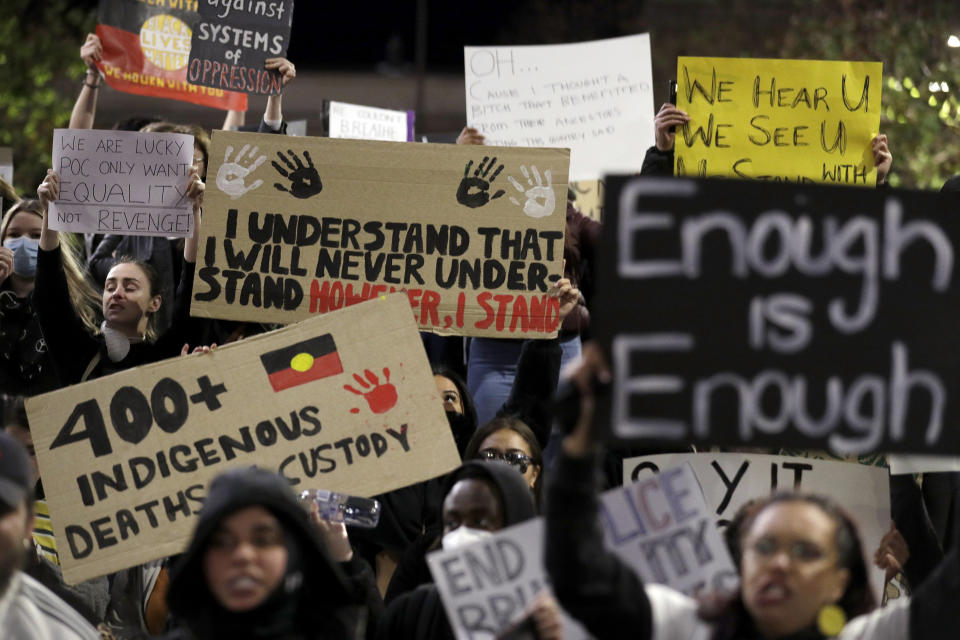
[188,0,294,95]
[25,293,460,584]
[191,130,570,337]
[595,176,960,455]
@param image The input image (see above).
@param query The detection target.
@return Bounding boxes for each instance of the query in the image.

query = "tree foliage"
[0,1,93,196]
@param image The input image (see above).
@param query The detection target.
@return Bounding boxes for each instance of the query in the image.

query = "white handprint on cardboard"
[216,144,267,199]
[507,165,556,218]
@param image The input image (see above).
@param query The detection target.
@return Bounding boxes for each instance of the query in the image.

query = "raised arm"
[261,57,296,133]
[69,34,103,129]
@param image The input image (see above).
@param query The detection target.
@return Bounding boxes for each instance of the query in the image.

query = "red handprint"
[345,367,398,414]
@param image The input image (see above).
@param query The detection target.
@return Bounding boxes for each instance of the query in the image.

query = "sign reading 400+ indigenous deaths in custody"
[49,129,196,237]
[24,293,461,585]
[674,57,882,185]
[595,176,960,456]
[191,130,570,338]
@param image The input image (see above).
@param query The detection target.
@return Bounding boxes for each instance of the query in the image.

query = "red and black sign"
[96,0,247,111]
[260,334,344,392]
[188,0,294,96]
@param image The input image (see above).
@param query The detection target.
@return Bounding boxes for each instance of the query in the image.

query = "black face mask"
[446,410,474,457]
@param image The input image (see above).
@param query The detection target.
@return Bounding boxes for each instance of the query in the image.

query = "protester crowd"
[0,30,958,640]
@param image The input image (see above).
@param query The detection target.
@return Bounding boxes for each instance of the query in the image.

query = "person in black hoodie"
[376,460,563,639]
[165,467,371,640]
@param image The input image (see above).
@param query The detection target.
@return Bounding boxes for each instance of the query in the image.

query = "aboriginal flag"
[96,0,247,111]
[260,335,344,392]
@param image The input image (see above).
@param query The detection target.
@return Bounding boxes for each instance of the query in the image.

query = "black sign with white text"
[596,177,960,455]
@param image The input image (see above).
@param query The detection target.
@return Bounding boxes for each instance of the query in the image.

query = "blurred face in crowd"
[3,425,38,486]
[2,211,42,244]
[203,506,288,612]
[477,428,539,492]
[0,500,31,598]
[434,375,463,415]
[193,143,207,180]
[442,478,504,536]
[740,501,850,638]
[103,262,161,336]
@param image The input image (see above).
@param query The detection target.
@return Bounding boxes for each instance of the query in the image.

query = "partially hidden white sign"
[464,34,655,181]
[328,100,413,142]
[50,129,195,237]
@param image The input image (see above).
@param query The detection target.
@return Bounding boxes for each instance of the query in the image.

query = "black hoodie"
[165,467,364,640]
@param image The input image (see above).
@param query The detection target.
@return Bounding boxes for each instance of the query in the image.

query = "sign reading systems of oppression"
[188,0,294,95]
[674,57,882,185]
[25,294,460,584]
[96,0,247,111]
[192,130,570,338]
[595,177,960,456]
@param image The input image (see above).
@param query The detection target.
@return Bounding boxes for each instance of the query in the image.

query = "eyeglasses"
[477,449,534,473]
[746,536,832,564]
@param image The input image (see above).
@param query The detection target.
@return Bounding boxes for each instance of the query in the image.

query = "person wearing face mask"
[164,466,366,640]
[0,198,100,395]
[35,168,208,384]
[377,460,562,639]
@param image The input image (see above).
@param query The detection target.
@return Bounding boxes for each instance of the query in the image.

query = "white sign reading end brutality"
[49,129,196,237]
[596,177,960,455]
[26,294,460,584]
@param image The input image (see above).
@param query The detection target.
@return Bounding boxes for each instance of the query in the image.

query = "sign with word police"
[50,129,196,237]
[674,57,882,185]
[193,130,570,337]
[624,453,889,598]
[188,0,294,95]
[25,294,460,584]
[596,177,960,455]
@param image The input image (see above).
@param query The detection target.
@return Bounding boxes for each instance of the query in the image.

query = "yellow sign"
[674,57,883,186]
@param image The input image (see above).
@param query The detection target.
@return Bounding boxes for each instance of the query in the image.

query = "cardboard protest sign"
[325,100,415,142]
[25,293,460,584]
[191,130,569,337]
[49,129,196,237]
[601,462,738,596]
[95,0,247,111]
[674,57,882,185]
[0,147,12,186]
[427,519,590,640]
[464,34,654,181]
[596,177,960,455]
[188,0,294,95]
[623,453,889,598]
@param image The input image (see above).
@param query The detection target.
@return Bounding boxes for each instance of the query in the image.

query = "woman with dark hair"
[546,345,959,640]
[463,416,544,504]
[165,467,369,640]
[377,460,561,639]
[35,168,208,383]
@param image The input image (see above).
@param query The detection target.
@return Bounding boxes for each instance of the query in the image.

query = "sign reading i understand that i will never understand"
[25,294,460,584]
[596,177,960,455]
[49,129,196,237]
[674,57,882,185]
[192,130,569,337]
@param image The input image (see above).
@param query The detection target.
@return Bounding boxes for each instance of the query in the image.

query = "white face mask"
[442,526,493,550]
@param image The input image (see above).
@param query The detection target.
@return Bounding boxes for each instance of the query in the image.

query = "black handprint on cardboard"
[272,149,322,199]
[456,156,506,208]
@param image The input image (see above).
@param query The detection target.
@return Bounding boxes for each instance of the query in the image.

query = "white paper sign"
[328,100,413,142]
[602,462,738,596]
[887,453,960,474]
[0,147,12,186]
[427,519,590,640]
[50,129,195,237]
[623,453,890,598]
[464,34,655,181]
